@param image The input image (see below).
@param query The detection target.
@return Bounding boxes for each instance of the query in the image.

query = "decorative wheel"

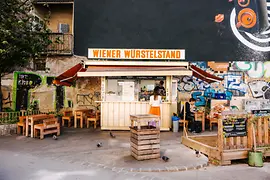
[230,6,270,52]
[238,8,256,28]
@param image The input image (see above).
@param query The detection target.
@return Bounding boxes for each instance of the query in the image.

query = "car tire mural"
[230,0,270,52]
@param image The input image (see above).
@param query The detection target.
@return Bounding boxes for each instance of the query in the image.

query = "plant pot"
[248,151,263,167]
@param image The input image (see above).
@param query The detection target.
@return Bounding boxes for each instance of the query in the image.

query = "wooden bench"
[26,114,55,137]
[86,111,100,129]
[62,111,74,127]
[17,116,26,135]
[34,118,60,140]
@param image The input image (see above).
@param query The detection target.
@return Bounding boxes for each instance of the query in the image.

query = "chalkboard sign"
[223,118,247,137]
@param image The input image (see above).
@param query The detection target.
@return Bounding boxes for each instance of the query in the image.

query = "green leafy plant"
[0,0,51,111]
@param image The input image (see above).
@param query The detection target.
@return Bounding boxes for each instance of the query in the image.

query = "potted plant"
[55,111,63,125]
[248,115,264,167]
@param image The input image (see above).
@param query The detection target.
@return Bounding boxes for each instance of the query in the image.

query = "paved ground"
[0,128,208,172]
[0,150,158,180]
[1,150,270,180]
[143,164,270,180]
[1,128,270,180]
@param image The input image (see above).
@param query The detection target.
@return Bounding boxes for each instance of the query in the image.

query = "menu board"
[121,82,135,101]
[223,118,247,137]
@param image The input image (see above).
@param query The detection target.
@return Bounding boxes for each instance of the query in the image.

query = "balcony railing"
[47,33,73,55]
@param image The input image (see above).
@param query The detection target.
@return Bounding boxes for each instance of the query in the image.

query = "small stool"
[62,111,74,127]
[86,111,100,129]
[17,116,26,135]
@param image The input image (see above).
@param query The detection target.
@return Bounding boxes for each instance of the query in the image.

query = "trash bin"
[172,116,180,132]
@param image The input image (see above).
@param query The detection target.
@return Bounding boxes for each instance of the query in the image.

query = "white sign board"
[88,48,185,60]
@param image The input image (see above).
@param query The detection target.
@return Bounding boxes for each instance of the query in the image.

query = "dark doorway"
[16,88,29,111]
[55,86,64,112]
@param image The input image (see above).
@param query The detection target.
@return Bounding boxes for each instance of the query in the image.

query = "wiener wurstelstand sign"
[88,48,185,60]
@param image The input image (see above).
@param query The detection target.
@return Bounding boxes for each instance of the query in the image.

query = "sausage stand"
[78,54,192,131]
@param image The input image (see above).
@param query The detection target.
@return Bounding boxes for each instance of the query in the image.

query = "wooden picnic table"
[25,114,54,138]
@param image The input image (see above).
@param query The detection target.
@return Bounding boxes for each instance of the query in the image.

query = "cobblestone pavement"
[142,163,270,180]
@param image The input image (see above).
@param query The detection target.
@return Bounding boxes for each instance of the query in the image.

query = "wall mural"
[12,72,65,111]
[13,72,43,111]
[2,86,12,109]
[76,92,101,110]
[232,61,270,78]
[248,80,270,99]
[230,61,270,99]
[75,0,270,61]
[178,61,270,105]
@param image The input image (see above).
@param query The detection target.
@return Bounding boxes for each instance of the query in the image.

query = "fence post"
[217,118,224,162]
[247,116,253,149]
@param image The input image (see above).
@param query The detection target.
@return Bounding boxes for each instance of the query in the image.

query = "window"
[33,58,46,71]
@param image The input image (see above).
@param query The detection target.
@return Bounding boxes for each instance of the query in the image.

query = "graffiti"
[3,92,12,107]
[14,72,43,111]
[191,89,233,107]
[248,80,270,99]
[224,74,247,93]
[234,61,270,78]
[177,76,210,92]
[76,92,100,109]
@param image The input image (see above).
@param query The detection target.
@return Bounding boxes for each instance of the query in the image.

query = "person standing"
[149,89,162,127]
[154,80,166,96]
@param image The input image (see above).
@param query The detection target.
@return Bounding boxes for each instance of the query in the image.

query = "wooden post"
[264,117,269,144]
[217,117,224,163]
[183,101,188,137]
[258,117,262,145]
[165,76,172,102]
[247,116,253,149]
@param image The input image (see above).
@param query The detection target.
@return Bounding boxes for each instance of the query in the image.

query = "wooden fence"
[0,110,54,124]
[182,112,270,165]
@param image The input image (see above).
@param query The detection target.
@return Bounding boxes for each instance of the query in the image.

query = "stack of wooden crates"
[130,114,161,160]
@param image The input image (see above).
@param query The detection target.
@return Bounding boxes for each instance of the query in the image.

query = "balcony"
[47,33,73,55]
[33,0,73,3]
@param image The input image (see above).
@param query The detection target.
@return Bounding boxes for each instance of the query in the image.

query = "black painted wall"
[74,0,270,61]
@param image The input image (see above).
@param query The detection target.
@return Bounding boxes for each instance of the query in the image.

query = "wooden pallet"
[130,125,160,160]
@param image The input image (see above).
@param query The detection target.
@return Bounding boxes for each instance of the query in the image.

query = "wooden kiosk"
[78,60,192,131]
[130,114,161,160]
[182,111,270,165]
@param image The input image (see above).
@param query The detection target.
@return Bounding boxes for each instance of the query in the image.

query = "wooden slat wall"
[100,102,171,130]
[254,117,269,147]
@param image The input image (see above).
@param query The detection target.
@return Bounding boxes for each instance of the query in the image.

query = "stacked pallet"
[130,126,160,160]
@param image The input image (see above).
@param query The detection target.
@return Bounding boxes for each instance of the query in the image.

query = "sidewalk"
[0,128,208,172]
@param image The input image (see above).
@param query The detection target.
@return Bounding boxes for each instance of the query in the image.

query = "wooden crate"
[130,126,160,160]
